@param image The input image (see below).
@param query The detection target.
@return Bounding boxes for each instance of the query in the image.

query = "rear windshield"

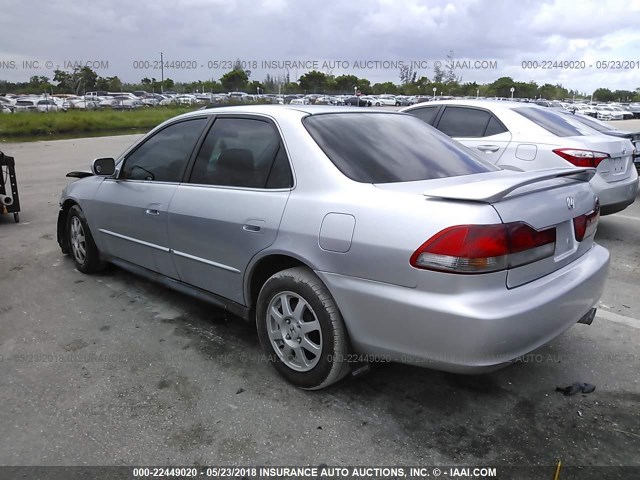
[514,107,585,137]
[303,113,497,183]
[567,114,613,133]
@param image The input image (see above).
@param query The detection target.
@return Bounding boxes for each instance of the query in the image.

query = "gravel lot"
[0,124,639,468]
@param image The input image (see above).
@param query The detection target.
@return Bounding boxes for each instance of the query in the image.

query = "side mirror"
[91,157,115,176]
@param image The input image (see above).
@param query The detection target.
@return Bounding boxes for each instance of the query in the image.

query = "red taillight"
[553,148,609,168]
[573,200,600,241]
[410,222,556,274]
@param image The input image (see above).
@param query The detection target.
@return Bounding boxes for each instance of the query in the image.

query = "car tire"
[256,267,351,390]
[66,205,105,274]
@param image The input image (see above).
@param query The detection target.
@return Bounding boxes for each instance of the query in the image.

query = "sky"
[1,0,640,93]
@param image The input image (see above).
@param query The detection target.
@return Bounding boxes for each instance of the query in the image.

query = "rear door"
[167,115,293,304]
[434,106,512,162]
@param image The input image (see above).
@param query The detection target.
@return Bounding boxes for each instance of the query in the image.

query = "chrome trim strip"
[99,229,170,252]
[171,250,241,273]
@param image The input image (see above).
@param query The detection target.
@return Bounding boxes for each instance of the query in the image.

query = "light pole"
[160,51,164,94]
[510,87,515,99]
[433,87,437,99]
[354,85,358,106]
[476,88,479,99]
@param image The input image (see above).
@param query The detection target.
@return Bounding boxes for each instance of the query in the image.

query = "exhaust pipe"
[578,308,597,326]
[1,195,13,206]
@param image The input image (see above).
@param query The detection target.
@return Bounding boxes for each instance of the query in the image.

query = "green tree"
[28,75,52,93]
[399,64,417,85]
[537,83,569,100]
[612,89,635,102]
[96,76,122,92]
[432,63,445,83]
[333,74,360,94]
[248,80,265,94]
[298,70,329,93]
[592,88,614,102]
[444,50,461,85]
[372,82,399,94]
[485,76,516,98]
[513,81,538,99]
[220,69,249,91]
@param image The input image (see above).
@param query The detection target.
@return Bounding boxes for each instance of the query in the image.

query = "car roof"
[177,104,396,120]
[410,99,543,111]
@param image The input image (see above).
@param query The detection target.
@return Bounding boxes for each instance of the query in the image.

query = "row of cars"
[0,91,214,113]
[0,91,427,113]
[57,101,635,388]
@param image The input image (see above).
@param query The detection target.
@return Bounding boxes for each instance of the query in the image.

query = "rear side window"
[514,107,584,137]
[303,113,497,184]
[437,107,506,138]
[189,118,292,188]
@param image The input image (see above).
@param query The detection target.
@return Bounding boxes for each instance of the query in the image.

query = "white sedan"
[402,99,638,214]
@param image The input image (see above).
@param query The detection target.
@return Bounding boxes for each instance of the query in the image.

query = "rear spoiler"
[423,167,595,203]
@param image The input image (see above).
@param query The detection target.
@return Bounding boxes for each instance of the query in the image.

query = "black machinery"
[0,151,20,223]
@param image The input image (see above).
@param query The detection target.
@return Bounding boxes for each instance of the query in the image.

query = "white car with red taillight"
[402,100,639,214]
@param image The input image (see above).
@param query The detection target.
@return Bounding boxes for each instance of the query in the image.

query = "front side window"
[120,118,208,182]
[189,118,293,188]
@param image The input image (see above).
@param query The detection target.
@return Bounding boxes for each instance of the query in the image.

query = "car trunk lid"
[565,134,635,183]
[417,167,599,288]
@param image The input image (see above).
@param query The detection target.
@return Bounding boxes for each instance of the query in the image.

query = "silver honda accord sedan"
[57,106,610,389]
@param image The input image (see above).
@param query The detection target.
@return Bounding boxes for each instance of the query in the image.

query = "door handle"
[145,208,160,216]
[477,145,500,153]
[243,219,265,233]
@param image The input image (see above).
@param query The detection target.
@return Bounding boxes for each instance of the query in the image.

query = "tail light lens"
[553,148,609,168]
[573,200,600,241]
[410,222,556,274]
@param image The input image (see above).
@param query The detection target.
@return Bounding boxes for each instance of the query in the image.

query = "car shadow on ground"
[84,260,639,466]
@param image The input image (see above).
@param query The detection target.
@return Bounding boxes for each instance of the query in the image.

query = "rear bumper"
[317,244,610,373]
[591,170,638,214]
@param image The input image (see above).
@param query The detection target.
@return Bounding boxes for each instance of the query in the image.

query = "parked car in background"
[395,96,416,106]
[594,105,624,121]
[0,96,15,112]
[343,96,370,106]
[370,95,396,106]
[57,105,609,389]
[36,99,61,112]
[610,105,634,120]
[14,98,39,112]
[562,112,640,173]
[627,104,640,118]
[111,96,144,110]
[68,98,99,110]
[402,99,638,214]
[570,104,598,117]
